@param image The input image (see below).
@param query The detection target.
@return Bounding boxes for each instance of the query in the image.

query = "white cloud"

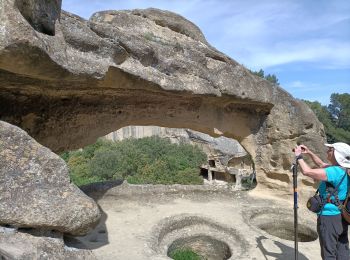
[238,39,350,69]
[192,1,350,70]
[285,82,324,92]
[288,81,304,88]
[283,81,350,105]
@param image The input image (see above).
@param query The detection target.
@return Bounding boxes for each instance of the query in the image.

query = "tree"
[304,94,350,143]
[249,69,279,85]
[304,100,333,127]
[328,93,350,131]
[61,136,207,186]
[251,69,265,78]
[89,148,121,180]
[67,153,100,186]
[265,74,279,85]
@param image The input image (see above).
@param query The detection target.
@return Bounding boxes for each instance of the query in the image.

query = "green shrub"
[169,248,202,260]
[67,154,101,186]
[61,137,206,186]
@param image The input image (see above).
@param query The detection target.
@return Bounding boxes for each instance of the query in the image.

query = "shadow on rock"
[256,236,309,260]
[79,179,124,201]
[64,205,108,250]
[64,180,123,250]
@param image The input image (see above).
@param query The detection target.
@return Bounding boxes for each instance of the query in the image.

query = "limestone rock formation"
[0,227,96,260]
[15,0,62,36]
[185,129,248,165]
[0,121,100,236]
[130,8,209,45]
[0,0,325,199]
[105,126,190,143]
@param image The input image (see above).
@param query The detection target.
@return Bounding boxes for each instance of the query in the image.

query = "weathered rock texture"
[0,1,325,198]
[0,227,96,259]
[0,121,100,236]
[15,0,62,36]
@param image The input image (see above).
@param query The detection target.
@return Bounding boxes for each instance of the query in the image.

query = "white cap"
[325,142,350,168]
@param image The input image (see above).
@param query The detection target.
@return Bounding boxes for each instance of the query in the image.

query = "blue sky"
[62,0,350,105]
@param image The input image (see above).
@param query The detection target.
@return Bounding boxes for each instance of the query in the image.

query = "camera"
[292,147,305,152]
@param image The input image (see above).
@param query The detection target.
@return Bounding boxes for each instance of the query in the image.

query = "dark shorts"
[317,214,349,260]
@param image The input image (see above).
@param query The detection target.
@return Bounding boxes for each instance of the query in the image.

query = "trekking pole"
[291,160,299,260]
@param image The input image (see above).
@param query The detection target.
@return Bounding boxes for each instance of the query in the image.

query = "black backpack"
[340,169,350,223]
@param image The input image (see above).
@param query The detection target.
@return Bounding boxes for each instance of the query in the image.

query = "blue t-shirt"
[318,166,348,216]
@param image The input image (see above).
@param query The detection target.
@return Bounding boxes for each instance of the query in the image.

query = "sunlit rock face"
[0,121,101,236]
[0,0,325,198]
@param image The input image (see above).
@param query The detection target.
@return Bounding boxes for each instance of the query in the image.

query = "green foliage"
[304,100,333,127]
[61,137,206,186]
[250,69,279,85]
[81,139,105,159]
[328,93,350,131]
[304,93,350,143]
[264,74,279,85]
[67,153,101,186]
[60,151,70,162]
[252,69,264,78]
[89,148,121,180]
[169,248,202,260]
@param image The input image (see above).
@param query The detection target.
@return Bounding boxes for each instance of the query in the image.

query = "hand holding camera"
[292,146,304,155]
[292,144,310,155]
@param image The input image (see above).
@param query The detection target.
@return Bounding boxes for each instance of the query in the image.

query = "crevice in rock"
[15,0,62,36]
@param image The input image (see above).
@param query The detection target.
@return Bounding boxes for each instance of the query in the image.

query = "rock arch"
[0,1,325,200]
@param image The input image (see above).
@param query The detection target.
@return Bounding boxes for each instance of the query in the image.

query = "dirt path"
[66,183,322,260]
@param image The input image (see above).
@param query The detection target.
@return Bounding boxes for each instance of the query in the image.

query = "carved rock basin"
[244,207,318,242]
[151,214,248,260]
[167,235,232,260]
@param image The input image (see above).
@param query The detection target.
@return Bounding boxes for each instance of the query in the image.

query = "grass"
[170,248,202,260]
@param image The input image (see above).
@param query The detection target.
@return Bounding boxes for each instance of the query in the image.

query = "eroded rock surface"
[0,0,325,198]
[15,0,62,36]
[0,121,100,236]
[0,227,96,259]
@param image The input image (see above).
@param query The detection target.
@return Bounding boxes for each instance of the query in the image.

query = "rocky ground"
[65,182,322,260]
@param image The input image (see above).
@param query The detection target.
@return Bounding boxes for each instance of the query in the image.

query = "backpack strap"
[340,168,350,209]
[326,183,342,206]
[318,171,347,215]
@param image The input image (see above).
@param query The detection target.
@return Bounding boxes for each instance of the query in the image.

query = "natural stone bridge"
[0,0,325,258]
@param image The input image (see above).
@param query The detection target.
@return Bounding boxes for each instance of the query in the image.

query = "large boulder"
[0,121,101,236]
[129,8,209,45]
[0,0,325,199]
[0,227,96,259]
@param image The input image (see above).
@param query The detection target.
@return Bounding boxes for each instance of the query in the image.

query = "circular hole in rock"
[250,212,318,242]
[167,235,232,260]
[258,221,317,242]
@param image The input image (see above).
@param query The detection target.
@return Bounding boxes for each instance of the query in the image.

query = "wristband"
[295,154,303,160]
